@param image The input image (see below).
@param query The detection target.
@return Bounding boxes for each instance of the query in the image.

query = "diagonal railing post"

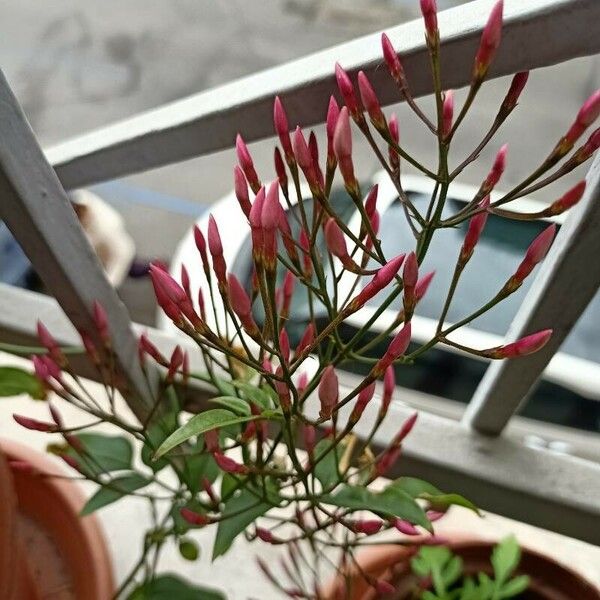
[0,71,156,423]
[463,153,600,435]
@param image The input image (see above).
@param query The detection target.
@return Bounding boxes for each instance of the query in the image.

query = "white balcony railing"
[0,0,599,543]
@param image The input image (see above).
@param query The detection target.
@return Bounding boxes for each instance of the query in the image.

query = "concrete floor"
[1,0,599,324]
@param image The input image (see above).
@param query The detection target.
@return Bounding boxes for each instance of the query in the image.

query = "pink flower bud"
[204,428,220,452]
[415,271,435,301]
[273,147,288,195]
[513,224,556,284]
[261,182,280,268]
[502,71,529,112]
[376,323,412,374]
[293,127,320,192]
[41,356,62,382]
[420,0,438,43]
[381,33,404,84]
[31,355,50,384]
[308,131,325,190]
[297,371,309,395]
[545,181,586,216]
[279,328,290,363]
[166,345,184,381]
[303,424,316,457]
[180,507,211,527]
[318,365,339,419]
[37,321,64,365]
[350,381,376,422]
[351,254,405,311]
[484,144,508,191]
[193,225,210,275]
[255,527,277,544]
[565,89,600,146]
[13,414,56,432]
[213,451,248,474]
[326,96,341,166]
[402,252,418,307]
[295,323,315,356]
[489,329,552,359]
[364,185,379,218]
[139,333,166,366]
[262,358,273,374]
[208,215,227,285]
[180,264,191,300]
[382,365,395,415]
[334,107,358,192]
[274,368,291,412]
[273,96,293,160]
[150,264,187,306]
[249,187,266,260]
[474,0,503,78]
[352,519,383,535]
[461,196,490,261]
[228,274,258,335]
[236,134,260,192]
[358,71,386,130]
[388,113,400,169]
[393,519,420,535]
[393,411,418,444]
[427,510,447,522]
[324,218,349,261]
[234,165,252,218]
[576,127,600,162]
[375,580,396,595]
[335,63,360,119]
[442,90,454,138]
[375,446,401,478]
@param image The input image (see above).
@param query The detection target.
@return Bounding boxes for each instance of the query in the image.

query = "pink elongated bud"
[381,33,404,86]
[335,63,360,119]
[402,252,418,311]
[375,445,401,478]
[149,264,187,306]
[474,0,503,79]
[273,147,288,197]
[193,225,210,276]
[92,301,109,343]
[262,182,281,269]
[324,218,349,260]
[13,414,56,432]
[442,90,454,139]
[166,345,184,382]
[488,329,552,359]
[564,89,600,147]
[318,365,339,420]
[180,507,211,527]
[228,274,258,336]
[234,165,252,218]
[352,519,383,535]
[416,271,435,301]
[484,144,508,191]
[180,264,191,301]
[365,185,379,218]
[295,323,315,356]
[326,96,341,168]
[292,126,320,193]
[381,365,395,416]
[236,134,260,193]
[375,580,396,595]
[543,181,586,216]
[41,355,62,383]
[299,228,312,276]
[303,424,316,458]
[308,131,325,190]
[511,224,556,286]
[274,368,291,413]
[204,428,220,453]
[333,108,358,194]
[393,519,420,536]
[502,71,529,112]
[37,321,65,366]
[461,196,490,261]
[213,452,248,474]
[208,215,227,286]
[374,323,412,375]
[202,477,219,506]
[420,0,438,44]
[279,328,290,364]
[350,381,376,423]
[278,205,298,266]
[350,254,405,311]
[365,210,380,252]
[296,371,309,395]
[249,187,266,261]
[574,127,600,163]
[139,332,167,366]
[393,412,418,445]
[358,71,386,131]
[273,96,293,160]
[255,527,278,544]
[388,113,400,169]
[31,355,50,384]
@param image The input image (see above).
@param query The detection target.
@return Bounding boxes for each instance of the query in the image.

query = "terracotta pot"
[0,439,115,599]
[325,537,600,600]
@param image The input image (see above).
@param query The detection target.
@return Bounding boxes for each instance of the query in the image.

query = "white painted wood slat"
[0,72,156,422]
[47,0,600,190]
[463,153,600,434]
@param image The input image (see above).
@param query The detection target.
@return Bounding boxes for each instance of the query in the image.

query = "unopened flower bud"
[564,89,600,148]
[358,71,386,131]
[180,507,211,527]
[234,165,252,218]
[213,452,248,474]
[394,519,420,535]
[279,328,290,364]
[381,33,404,86]
[193,225,210,277]
[273,96,293,160]
[326,96,340,168]
[374,323,412,375]
[351,254,405,311]
[92,301,110,343]
[335,63,360,119]
[236,134,260,193]
[295,323,315,356]
[352,519,383,535]
[208,215,227,286]
[393,411,418,444]
[318,365,339,420]
[204,428,220,453]
[350,381,376,423]
[381,365,395,416]
[13,414,56,432]
[442,90,454,139]
[139,332,167,366]
[502,71,529,112]
[510,224,556,287]
[415,271,435,301]
[483,144,508,191]
[461,196,490,262]
[488,329,552,359]
[228,274,259,336]
[420,0,438,45]
[166,346,184,382]
[473,0,503,80]
[402,252,418,312]
[37,321,65,366]
[333,107,359,195]
[542,181,586,216]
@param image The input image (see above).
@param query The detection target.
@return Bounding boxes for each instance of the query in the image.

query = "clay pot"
[325,537,600,600]
[0,439,115,599]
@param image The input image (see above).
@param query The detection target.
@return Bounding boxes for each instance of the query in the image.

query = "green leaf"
[0,366,45,399]
[491,536,521,585]
[178,538,200,561]
[230,381,273,409]
[212,485,280,559]
[443,555,463,588]
[220,473,239,500]
[209,396,251,415]
[81,474,149,515]
[388,477,442,498]
[68,433,133,477]
[322,485,431,531]
[180,450,219,494]
[154,409,263,458]
[420,492,481,516]
[142,412,179,473]
[498,575,529,599]
[126,573,226,599]
[313,439,340,491]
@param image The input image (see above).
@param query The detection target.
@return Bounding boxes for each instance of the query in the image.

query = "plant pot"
[0,439,115,599]
[324,536,600,600]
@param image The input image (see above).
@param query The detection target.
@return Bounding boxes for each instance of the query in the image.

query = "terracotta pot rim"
[0,438,115,599]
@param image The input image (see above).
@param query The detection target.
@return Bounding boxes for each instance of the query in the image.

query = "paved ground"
[1,0,598,324]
